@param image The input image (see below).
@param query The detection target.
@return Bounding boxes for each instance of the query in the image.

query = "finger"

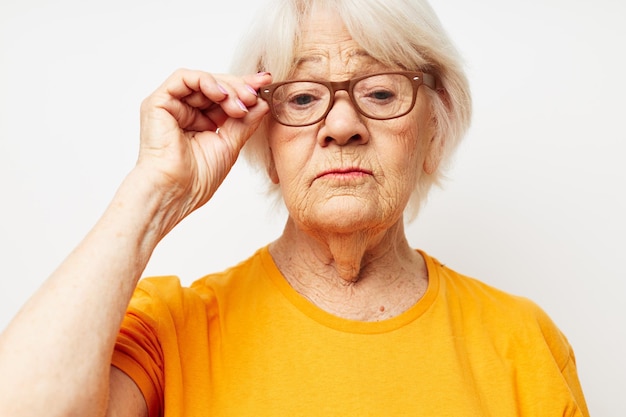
[150,70,273,133]
[183,91,215,110]
[198,73,273,137]
[200,72,273,112]
[221,72,274,108]
[163,69,227,104]
[201,78,252,117]
[201,105,229,128]
[155,96,219,132]
[241,72,273,90]
[215,97,270,153]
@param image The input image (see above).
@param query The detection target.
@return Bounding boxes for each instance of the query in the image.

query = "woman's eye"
[368,90,395,101]
[291,94,316,106]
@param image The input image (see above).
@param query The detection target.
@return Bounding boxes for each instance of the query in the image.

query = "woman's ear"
[423,85,452,175]
[268,151,280,184]
[423,133,444,174]
[423,89,448,175]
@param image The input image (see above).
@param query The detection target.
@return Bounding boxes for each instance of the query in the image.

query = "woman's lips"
[315,167,373,180]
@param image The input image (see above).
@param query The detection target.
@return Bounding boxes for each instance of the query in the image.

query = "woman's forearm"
[0,169,173,417]
[0,69,271,417]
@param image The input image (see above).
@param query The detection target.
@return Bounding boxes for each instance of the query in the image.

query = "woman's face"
[267,8,441,235]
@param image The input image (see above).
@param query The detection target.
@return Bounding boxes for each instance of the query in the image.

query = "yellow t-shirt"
[112,247,589,416]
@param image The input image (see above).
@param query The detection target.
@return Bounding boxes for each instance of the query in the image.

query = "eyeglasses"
[258,71,436,127]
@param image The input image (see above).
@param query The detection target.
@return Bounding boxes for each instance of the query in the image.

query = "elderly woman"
[0,0,588,416]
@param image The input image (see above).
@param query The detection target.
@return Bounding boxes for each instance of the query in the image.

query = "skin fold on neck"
[269,216,429,321]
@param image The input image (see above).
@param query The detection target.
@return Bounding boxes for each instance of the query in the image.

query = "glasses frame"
[258,71,437,127]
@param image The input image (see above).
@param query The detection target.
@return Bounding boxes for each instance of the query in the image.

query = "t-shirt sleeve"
[529,302,590,417]
[111,277,181,417]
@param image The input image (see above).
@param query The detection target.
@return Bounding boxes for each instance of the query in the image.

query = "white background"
[1,0,624,414]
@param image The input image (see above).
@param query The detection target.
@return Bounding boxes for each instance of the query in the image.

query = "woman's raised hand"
[0,70,273,417]
[137,69,272,228]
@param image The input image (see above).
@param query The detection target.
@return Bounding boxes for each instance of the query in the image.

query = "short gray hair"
[230,0,472,219]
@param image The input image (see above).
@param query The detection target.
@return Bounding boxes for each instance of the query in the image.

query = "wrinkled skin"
[267,6,443,320]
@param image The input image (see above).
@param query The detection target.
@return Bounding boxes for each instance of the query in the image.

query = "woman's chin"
[299,197,401,235]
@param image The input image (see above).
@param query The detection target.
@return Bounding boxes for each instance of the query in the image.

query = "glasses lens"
[353,73,415,119]
[271,82,331,126]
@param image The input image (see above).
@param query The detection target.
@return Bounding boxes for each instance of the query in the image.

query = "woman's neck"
[269,217,428,321]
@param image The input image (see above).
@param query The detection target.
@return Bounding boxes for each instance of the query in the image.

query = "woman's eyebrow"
[293,49,374,67]
[292,54,324,67]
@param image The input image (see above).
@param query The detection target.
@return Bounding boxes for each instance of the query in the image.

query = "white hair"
[230,0,472,219]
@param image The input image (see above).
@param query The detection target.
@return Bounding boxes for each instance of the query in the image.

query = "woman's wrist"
[103,166,194,254]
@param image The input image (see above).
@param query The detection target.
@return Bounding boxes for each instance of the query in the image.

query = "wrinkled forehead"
[289,8,394,79]
[291,50,390,79]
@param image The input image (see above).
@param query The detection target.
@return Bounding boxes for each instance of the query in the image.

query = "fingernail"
[236,99,248,112]
[245,84,258,96]
[217,83,229,95]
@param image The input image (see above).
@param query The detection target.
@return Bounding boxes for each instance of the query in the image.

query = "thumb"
[218,99,270,154]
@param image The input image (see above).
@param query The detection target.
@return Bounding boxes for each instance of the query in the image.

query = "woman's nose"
[318,92,370,147]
